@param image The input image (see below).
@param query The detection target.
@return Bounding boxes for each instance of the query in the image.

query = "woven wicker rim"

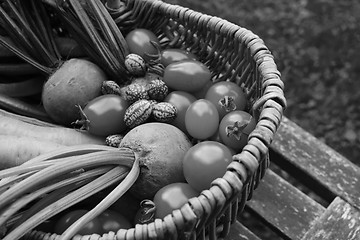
[26,0,287,239]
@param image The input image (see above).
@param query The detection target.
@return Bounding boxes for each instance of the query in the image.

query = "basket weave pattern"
[25,0,286,239]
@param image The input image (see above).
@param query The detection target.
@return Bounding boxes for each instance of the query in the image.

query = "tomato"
[218,110,256,152]
[163,60,211,92]
[160,48,198,67]
[78,94,129,136]
[185,99,219,139]
[192,79,214,99]
[97,209,132,232]
[54,209,132,235]
[125,28,160,58]
[209,128,223,143]
[153,182,199,219]
[164,91,197,133]
[205,81,247,119]
[183,141,233,192]
[54,209,102,235]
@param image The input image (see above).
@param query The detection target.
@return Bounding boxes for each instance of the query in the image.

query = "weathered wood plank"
[245,169,325,240]
[226,221,262,240]
[301,197,360,240]
[270,116,360,208]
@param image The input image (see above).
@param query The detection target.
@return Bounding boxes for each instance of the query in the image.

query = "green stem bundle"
[0,145,139,240]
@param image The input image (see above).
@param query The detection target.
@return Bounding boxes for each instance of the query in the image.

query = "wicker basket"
[25,0,286,239]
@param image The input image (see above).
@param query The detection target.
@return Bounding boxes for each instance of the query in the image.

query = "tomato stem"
[144,41,165,76]
[135,199,156,224]
[219,96,237,113]
[73,104,90,131]
[225,120,250,140]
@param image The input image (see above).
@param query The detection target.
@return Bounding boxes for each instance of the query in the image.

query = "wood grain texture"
[301,197,360,240]
[270,116,360,208]
[245,169,325,240]
[226,221,262,240]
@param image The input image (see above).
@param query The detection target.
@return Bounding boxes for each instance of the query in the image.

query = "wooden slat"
[301,197,360,240]
[270,116,360,208]
[245,169,325,240]
[226,221,262,240]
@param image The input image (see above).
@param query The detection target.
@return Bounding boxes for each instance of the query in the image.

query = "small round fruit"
[183,141,233,192]
[54,210,102,235]
[125,53,147,76]
[163,60,211,92]
[192,80,214,99]
[164,91,197,133]
[205,81,247,119]
[152,102,177,123]
[125,28,160,58]
[76,94,129,136]
[153,182,199,219]
[124,99,153,129]
[185,99,219,139]
[98,209,132,232]
[219,110,256,151]
[147,79,169,101]
[160,48,198,67]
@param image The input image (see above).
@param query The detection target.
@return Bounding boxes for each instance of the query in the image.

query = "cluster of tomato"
[51,28,255,234]
[124,29,256,220]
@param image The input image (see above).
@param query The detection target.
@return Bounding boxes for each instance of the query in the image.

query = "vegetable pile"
[0,0,258,239]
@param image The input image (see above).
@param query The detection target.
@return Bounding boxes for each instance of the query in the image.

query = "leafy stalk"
[41,0,57,8]
[3,166,129,240]
[54,0,130,82]
[0,150,132,209]
[0,0,62,75]
[61,155,140,239]
[0,167,107,230]
[0,146,137,240]
[25,0,62,59]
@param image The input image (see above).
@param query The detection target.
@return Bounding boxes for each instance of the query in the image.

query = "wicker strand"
[219,205,232,238]
[162,215,177,240]
[193,194,212,235]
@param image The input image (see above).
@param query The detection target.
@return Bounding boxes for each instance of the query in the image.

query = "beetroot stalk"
[0,147,137,240]
[2,166,129,240]
[61,156,140,239]
[0,167,106,230]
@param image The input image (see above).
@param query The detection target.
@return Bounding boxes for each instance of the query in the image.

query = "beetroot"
[42,59,107,126]
[119,122,193,199]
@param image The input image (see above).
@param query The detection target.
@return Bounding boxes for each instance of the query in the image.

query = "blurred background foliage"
[165,0,360,166]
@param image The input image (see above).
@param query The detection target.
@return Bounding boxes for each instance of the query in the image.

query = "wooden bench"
[226,116,360,240]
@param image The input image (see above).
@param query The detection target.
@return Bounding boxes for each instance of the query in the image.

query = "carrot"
[0,114,105,146]
[0,135,64,170]
[0,108,59,127]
